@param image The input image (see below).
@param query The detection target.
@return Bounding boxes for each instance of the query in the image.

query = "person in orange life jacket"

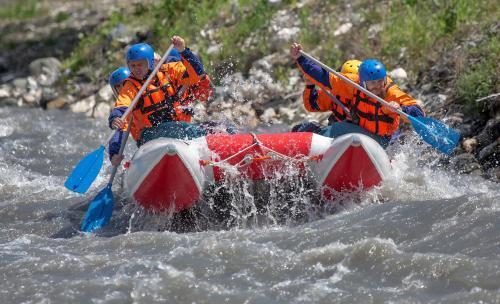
[152,49,234,137]
[290,42,424,148]
[291,59,362,134]
[293,60,398,132]
[108,36,210,166]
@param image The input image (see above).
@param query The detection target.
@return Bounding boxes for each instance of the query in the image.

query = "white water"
[1,107,499,303]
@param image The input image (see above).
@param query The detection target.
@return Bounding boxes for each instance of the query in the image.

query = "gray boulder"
[29,57,61,86]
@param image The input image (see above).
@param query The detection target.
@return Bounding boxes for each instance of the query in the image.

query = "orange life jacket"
[328,93,352,123]
[326,79,394,125]
[189,74,213,103]
[126,71,192,130]
[350,82,399,137]
[303,86,352,124]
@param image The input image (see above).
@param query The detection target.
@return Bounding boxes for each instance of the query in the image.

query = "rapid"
[1,106,499,303]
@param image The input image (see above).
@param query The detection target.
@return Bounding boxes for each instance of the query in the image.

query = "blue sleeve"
[306,85,321,111]
[402,105,425,117]
[181,48,205,76]
[167,49,182,62]
[108,130,124,159]
[108,106,127,129]
[297,56,331,89]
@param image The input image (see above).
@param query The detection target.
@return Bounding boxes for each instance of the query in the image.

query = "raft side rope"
[199,133,324,168]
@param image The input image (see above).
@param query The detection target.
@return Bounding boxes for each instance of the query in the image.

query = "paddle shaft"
[108,117,132,185]
[299,50,410,119]
[316,85,352,120]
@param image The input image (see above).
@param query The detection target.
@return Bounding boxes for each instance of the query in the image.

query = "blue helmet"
[359,59,387,87]
[126,43,155,70]
[109,67,130,97]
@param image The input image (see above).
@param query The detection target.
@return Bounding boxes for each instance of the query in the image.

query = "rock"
[41,87,58,106]
[260,107,277,123]
[28,57,61,86]
[450,153,483,175]
[0,97,18,107]
[93,102,111,119]
[420,83,433,94]
[70,95,96,116]
[279,106,297,123]
[423,93,447,113]
[476,118,500,149]
[206,44,222,55]
[462,137,478,153]
[0,57,8,74]
[46,97,68,109]
[251,56,273,73]
[96,85,113,103]
[109,23,133,44]
[368,24,383,39]
[12,78,28,92]
[478,138,500,168]
[334,23,353,36]
[0,86,11,99]
[456,117,485,139]
[443,112,464,127]
[287,75,301,91]
[268,10,301,50]
[23,76,42,105]
[388,68,408,86]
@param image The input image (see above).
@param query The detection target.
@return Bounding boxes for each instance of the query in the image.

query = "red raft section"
[133,153,201,212]
[322,145,383,200]
[205,132,314,181]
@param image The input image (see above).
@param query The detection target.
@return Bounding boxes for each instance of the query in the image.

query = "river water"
[1,107,499,303]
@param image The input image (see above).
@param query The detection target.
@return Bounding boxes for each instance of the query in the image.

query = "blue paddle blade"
[64,146,105,193]
[80,184,114,232]
[409,116,461,154]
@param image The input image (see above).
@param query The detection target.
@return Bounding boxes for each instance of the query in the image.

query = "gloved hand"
[401,105,425,123]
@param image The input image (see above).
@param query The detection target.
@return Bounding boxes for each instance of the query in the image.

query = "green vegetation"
[58,0,497,112]
[63,0,295,81]
[55,11,70,23]
[0,0,44,21]
[456,35,499,111]
[62,12,126,81]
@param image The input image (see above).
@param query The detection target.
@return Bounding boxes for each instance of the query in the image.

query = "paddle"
[299,50,460,154]
[316,85,352,121]
[80,123,131,232]
[64,44,175,194]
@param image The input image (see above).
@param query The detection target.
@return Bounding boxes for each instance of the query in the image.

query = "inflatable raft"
[124,132,392,212]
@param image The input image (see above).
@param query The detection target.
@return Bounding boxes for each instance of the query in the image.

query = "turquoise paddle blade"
[80,184,114,232]
[64,146,105,194]
[409,116,460,154]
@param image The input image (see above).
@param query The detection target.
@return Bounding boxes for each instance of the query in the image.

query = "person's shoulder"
[161,61,184,68]
[160,61,185,73]
[119,79,139,95]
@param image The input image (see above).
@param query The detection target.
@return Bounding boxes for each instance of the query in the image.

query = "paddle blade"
[64,146,105,193]
[80,184,114,232]
[409,116,460,154]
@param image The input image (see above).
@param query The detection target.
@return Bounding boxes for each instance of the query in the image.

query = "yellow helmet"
[340,59,362,74]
